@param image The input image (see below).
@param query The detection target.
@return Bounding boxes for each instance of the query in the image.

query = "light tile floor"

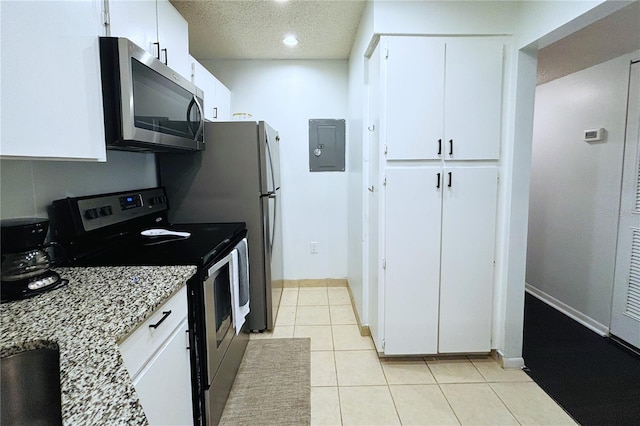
[250,285,577,425]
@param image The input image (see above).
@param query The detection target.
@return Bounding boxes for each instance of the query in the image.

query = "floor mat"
[219,338,311,426]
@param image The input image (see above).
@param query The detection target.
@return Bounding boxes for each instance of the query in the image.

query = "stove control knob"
[99,205,113,216]
[149,196,165,206]
[84,208,99,219]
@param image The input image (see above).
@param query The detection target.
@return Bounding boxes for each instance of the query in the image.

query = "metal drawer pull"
[438,139,442,155]
[436,172,441,188]
[149,310,172,329]
[449,139,454,155]
[448,172,452,187]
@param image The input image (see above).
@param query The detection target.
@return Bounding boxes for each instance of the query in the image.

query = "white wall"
[0,151,157,219]
[527,51,639,328]
[205,60,349,280]
[374,0,516,35]
[495,0,631,364]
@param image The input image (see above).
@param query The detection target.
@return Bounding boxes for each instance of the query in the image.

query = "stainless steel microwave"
[99,37,204,152]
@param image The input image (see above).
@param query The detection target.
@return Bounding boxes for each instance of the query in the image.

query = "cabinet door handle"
[213,107,218,119]
[436,172,441,188]
[449,139,454,155]
[153,42,161,60]
[437,139,442,155]
[149,310,172,329]
[161,48,168,65]
[448,172,452,187]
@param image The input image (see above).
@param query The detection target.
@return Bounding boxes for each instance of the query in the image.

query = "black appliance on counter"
[1,217,67,302]
[49,187,248,426]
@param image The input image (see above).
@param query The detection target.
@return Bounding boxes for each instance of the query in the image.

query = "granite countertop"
[0,265,197,425]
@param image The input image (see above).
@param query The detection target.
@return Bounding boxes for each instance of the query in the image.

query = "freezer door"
[259,122,280,195]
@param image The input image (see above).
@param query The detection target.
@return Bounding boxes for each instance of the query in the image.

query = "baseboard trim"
[345,281,370,336]
[525,283,609,337]
[496,350,525,369]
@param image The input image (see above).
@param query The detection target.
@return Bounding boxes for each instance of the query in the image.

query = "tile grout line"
[382,364,405,425]
[425,359,465,425]
[435,382,464,426]
[485,381,524,425]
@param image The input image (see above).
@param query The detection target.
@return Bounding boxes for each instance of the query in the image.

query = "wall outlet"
[310,241,318,254]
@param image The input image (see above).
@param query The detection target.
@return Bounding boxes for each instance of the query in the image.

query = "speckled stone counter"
[0,265,197,425]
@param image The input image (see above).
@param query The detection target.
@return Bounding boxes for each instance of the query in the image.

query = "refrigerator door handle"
[265,137,277,194]
[271,195,277,255]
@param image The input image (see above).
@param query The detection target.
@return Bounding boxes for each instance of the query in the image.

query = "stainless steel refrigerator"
[158,121,283,331]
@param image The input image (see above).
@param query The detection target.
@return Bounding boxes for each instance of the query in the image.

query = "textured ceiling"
[170,0,367,60]
[172,0,639,79]
[537,1,640,85]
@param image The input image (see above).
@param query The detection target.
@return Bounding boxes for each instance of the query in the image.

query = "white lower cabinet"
[119,286,193,425]
[132,318,192,425]
[383,166,498,355]
[384,166,441,355]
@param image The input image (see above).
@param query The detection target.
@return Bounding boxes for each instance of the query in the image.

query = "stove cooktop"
[67,222,246,269]
[51,188,247,272]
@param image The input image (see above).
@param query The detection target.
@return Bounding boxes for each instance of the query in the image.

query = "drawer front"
[119,286,188,378]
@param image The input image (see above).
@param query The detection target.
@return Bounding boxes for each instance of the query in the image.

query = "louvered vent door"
[625,230,640,320]
[611,60,640,349]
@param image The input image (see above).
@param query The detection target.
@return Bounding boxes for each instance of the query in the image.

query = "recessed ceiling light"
[282,35,299,47]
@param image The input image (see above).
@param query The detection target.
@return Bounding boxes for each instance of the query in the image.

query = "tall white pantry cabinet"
[370,36,504,355]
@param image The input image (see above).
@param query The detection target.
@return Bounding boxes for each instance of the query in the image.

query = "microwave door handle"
[193,96,205,140]
[186,97,196,135]
[186,96,205,140]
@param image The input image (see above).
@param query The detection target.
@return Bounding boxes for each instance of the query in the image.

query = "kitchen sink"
[1,347,63,425]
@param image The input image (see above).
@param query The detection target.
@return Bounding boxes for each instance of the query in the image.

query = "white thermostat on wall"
[584,128,606,142]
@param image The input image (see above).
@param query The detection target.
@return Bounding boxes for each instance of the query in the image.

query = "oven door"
[202,251,235,387]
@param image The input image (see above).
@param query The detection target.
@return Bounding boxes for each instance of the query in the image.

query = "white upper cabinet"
[108,0,190,79]
[107,0,156,57]
[213,80,231,122]
[156,0,190,79]
[381,36,504,161]
[384,37,445,161]
[0,0,107,161]
[191,58,231,121]
[444,39,504,160]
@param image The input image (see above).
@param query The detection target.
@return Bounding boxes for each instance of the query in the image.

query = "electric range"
[49,187,248,426]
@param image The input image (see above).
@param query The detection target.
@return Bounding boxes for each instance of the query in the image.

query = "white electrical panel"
[584,128,606,142]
